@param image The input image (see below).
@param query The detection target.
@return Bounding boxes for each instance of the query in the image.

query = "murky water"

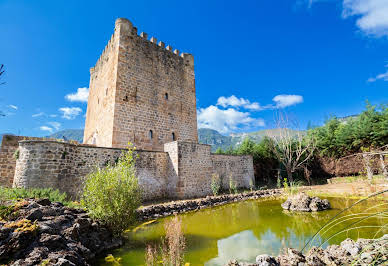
[97,197,387,265]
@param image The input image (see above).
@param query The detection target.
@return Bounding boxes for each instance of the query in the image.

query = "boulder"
[281,193,331,212]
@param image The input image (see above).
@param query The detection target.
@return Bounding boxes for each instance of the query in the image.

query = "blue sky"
[0,0,387,136]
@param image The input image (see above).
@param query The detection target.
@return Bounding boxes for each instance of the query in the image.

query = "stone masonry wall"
[13,140,169,200]
[84,18,198,151]
[0,135,52,187]
[13,140,254,201]
[211,154,255,190]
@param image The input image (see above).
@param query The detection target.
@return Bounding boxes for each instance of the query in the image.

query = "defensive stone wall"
[13,140,169,200]
[12,140,254,201]
[0,135,53,187]
[211,154,255,190]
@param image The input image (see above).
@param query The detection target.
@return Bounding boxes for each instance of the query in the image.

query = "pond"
[98,197,387,265]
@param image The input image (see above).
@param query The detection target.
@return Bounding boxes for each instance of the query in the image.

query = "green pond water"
[98,197,387,265]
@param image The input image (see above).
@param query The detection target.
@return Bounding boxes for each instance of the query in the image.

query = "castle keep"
[84,18,198,150]
[1,18,254,200]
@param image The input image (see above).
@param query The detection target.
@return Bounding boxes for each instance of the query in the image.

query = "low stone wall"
[13,140,169,200]
[212,154,254,189]
[12,140,255,201]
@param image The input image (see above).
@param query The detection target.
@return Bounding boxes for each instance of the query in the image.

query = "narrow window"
[172,132,176,141]
[149,130,153,140]
[165,93,168,100]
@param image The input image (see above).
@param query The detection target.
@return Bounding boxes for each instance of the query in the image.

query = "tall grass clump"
[0,187,69,205]
[145,215,186,266]
[283,178,303,196]
[81,144,142,234]
[210,173,221,196]
[229,175,238,194]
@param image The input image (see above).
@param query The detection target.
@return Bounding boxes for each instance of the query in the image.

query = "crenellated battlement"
[114,18,193,62]
[91,18,193,74]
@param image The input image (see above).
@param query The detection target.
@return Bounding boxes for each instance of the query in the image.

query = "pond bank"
[228,234,388,265]
[0,199,122,266]
[137,189,282,221]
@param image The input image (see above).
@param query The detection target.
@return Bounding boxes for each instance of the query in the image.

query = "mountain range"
[1,128,304,152]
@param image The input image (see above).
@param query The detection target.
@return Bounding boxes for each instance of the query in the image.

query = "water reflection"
[97,197,387,265]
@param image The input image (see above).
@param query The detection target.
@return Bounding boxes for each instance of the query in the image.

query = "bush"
[81,145,142,234]
[210,173,221,196]
[229,175,237,194]
[0,187,69,206]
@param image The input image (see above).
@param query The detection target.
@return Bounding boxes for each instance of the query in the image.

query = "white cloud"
[47,121,61,131]
[49,114,57,118]
[65,87,89,103]
[8,105,18,110]
[217,95,262,111]
[272,94,304,108]
[342,0,388,37]
[59,107,82,120]
[32,112,45,118]
[368,64,388,82]
[197,105,265,134]
[40,126,53,133]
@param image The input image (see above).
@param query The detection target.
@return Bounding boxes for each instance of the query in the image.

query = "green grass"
[0,187,77,207]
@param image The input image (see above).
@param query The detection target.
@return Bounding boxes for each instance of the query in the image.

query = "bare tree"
[268,111,316,182]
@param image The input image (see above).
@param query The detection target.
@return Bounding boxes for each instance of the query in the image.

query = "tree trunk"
[362,153,373,182]
[380,154,388,179]
[286,168,293,182]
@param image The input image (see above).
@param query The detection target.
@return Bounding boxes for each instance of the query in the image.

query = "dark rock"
[281,193,330,212]
[39,234,66,250]
[36,198,51,206]
[26,208,44,221]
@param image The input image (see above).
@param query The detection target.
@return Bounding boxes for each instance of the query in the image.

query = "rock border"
[137,189,282,221]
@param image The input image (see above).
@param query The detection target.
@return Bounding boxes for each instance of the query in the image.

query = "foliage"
[308,103,388,158]
[13,148,20,160]
[229,175,237,194]
[210,173,221,196]
[0,187,70,206]
[282,178,304,196]
[145,216,186,266]
[81,145,142,235]
[4,218,38,233]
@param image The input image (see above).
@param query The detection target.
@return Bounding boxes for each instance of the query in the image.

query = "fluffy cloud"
[197,105,265,134]
[65,87,89,103]
[40,126,53,133]
[272,94,304,108]
[47,121,61,131]
[59,107,82,120]
[342,0,388,37]
[217,95,262,111]
[368,64,388,82]
[8,105,18,110]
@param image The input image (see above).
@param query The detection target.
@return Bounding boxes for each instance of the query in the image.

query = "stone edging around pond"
[227,234,388,266]
[137,189,283,221]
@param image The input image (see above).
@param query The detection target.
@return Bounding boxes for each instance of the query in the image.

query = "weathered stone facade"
[84,18,198,151]
[2,17,255,201]
[12,140,254,200]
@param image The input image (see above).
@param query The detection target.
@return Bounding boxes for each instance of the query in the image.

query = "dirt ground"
[301,180,388,197]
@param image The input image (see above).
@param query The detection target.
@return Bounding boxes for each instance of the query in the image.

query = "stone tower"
[84,18,198,151]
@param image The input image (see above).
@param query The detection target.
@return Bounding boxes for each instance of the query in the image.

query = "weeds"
[145,216,186,266]
[282,178,303,196]
[210,173,221,196]
[0,187,70,206]
[229,175,237,194]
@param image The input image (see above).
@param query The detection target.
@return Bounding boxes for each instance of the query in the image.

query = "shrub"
[81,145,142,234]
[210,173,221,196]
[145,215,186,266]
